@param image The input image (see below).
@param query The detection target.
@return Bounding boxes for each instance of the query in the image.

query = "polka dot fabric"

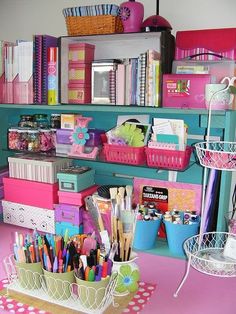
[0,279,51,314]
[122,281,157,313]
[0,279,156,314]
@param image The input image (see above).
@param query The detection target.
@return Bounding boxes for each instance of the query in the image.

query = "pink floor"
[0,222,235,314]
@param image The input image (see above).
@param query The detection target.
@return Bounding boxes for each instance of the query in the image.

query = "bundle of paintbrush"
[109,186,136,262]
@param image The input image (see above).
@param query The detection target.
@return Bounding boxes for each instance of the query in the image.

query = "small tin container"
[50,114,61,129]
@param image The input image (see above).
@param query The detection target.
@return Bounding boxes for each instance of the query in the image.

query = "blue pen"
[95,265,102,281]
[43,252,47,271]
[64,250,70,272]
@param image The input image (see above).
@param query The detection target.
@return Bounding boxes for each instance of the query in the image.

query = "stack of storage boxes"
[0,167,9,220]
[56,165,98,236]
[68,43,95,104]
[2,155,72,233]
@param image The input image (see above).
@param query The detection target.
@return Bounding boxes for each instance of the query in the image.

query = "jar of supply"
[8,128,20,150]
[18,115,35,128]
[39,129,53,152]
[27,130,40,152]
[50,128,57,150]
[50,113,61,129]
[34,114,49,129]
[18,129,28,150]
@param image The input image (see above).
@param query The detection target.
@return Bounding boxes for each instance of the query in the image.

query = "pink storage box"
[58,185,98,206]
[68,63,92,85]
[68,83,91,104]
[162,74,211,109]
[68,43,95,64]
[55,203,83,225]
[3,177,59,210]
[175,28,236,60]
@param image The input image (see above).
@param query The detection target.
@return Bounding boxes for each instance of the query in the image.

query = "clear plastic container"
[27,130,40,152]
[8,128,20,150]
[18,129,28,150]
[39,129,53,152]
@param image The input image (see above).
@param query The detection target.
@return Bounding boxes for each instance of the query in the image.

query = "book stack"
[68,43,95,104]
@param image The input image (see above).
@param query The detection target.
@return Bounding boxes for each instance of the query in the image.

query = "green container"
[43,269,75,300]
[75,275,111,310]
[15,261,43,290]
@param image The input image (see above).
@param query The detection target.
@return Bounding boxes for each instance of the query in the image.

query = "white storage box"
[8,155,72,183]
[2,200,55,234]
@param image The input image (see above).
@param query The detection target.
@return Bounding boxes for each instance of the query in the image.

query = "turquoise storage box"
[55,221,83,237]
[57,166,95,192]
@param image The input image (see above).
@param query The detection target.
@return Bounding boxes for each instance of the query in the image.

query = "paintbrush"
[125,185,133,211]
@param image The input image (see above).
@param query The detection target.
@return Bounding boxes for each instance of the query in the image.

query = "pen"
[101,260,108,279]
[95,265,102,281]
[88,268,95,281]
[53,256,58,273]
[85,266,90,281]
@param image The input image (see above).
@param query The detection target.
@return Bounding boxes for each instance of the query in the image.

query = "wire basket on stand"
[174,77,236,297]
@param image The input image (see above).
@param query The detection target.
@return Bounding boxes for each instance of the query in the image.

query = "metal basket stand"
[174,78,236,297]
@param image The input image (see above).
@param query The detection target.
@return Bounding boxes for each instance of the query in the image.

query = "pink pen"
[58,259,63,273]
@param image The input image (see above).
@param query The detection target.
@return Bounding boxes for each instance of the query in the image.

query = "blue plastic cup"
[164,221,199,256]
[133,219,161,250]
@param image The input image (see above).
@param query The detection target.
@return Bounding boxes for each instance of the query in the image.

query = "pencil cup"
[112,253,140,296]
[15,261,43,290]
[75,274,115,310]
[164,221,200,256]
[133,219,161,250]
[43,269,75,300]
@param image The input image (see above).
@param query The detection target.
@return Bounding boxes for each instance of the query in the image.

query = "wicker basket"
[65,15,124,36]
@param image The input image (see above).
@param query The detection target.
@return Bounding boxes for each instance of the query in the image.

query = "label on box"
[165,79,190,97]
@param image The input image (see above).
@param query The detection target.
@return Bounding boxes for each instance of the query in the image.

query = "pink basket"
[103,144,146,165]
[145,146,192,170]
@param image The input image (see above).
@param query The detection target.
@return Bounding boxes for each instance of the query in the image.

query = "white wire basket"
[3,255,118,314]
[195,141,236,171]
[184,232,236,277]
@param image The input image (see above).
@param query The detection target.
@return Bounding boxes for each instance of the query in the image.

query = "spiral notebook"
[33,34,58,104]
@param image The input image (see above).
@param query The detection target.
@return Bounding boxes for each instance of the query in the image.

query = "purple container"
[55,203,83,225]
[86,129,105,147]
[56,129,72,145]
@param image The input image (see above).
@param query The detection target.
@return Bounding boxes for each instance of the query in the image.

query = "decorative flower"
[72,127,90,146]
[115,264,140,293]
[115,123,145,147]
[118,6,131,21]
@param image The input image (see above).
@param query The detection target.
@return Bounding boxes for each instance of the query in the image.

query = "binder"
[41,35,58,104]
[33,35,43,103]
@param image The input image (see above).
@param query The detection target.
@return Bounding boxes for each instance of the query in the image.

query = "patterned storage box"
[68,83,91,104]
[68,63,92,85]
[8,155,72,184]
[68,43,95,64]
[2,200,55,234]
[57,166,95,192]
[3,177,59,210]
